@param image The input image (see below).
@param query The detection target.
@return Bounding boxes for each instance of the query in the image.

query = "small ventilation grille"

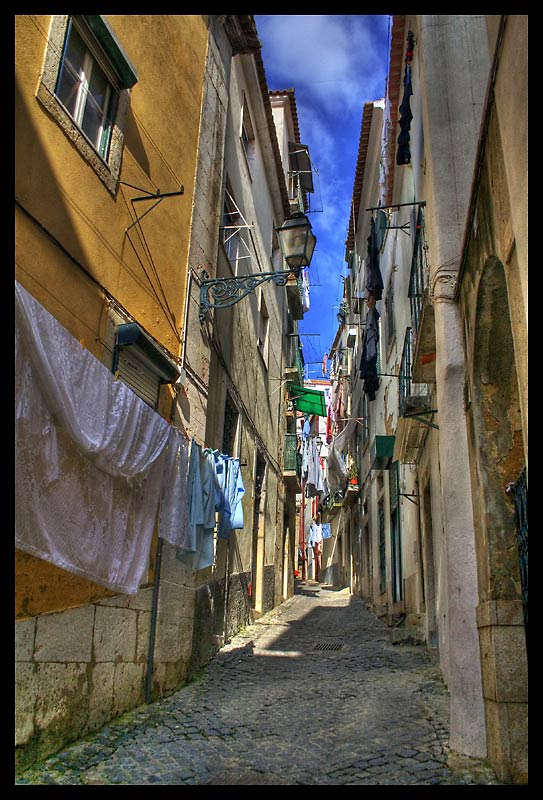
[313,642,343,651]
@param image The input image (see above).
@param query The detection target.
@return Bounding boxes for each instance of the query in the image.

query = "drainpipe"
[146,286,188,702]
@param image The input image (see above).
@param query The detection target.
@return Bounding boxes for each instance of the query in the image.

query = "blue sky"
[255,14,391,378]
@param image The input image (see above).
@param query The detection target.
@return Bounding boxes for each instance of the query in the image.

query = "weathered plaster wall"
[15,13,210,766]
[459,101,527,786]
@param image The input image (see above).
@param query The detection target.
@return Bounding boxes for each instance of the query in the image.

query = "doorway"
[251,452,266,612]
[421,480,438,650]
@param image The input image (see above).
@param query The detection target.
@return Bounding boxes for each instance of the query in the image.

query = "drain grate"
[313,642,343,651]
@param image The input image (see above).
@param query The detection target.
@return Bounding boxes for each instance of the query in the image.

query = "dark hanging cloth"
[396,31,415,166]
[360,305,380,401]
[365,216,384,301]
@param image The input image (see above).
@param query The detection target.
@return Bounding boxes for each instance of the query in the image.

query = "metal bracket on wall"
[384,223,411,236]
[400,492,419,506]
[199,270,297,323]
[121,182,185,234]
[403,411,439,430]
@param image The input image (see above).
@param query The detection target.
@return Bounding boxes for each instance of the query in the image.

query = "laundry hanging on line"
[360,304,381,401]
[15,281,190,595]
[396,30,415,166]
[15,281,246,593]
[365,215,384,301]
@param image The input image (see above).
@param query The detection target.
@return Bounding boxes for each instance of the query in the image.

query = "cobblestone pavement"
[16,581,502,785]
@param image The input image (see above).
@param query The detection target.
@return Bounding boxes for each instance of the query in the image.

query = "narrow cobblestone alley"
[16,582,502,786]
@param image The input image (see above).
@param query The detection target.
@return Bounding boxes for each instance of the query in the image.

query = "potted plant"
[347,461,359,485]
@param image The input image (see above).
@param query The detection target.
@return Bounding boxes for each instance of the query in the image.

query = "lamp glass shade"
[277,213,316,271]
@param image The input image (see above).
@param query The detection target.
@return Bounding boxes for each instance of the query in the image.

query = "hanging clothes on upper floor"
[396,30,415,166]
[301,268,310,313]
[306,436,324,498]
[176,440,218,571]
[211,451,245,540]
[321,523,332,540]
[365,215,384,301]
[360,304,380,401]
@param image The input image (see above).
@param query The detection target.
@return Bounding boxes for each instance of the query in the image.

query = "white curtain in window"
[15,281,189,594]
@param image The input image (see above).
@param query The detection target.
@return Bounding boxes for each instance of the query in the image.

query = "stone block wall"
[15,567,197,771]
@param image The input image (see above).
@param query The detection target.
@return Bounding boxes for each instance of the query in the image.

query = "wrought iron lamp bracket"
[199,270,297,323]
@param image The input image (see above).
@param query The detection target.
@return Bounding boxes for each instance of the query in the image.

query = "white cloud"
[257,15,389,115]
[255,15,391,351]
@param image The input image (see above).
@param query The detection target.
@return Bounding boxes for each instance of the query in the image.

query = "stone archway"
[468,256,527,784]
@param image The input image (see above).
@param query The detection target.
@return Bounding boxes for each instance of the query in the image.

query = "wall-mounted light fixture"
[199,211,316,322]
[275,211,317,271]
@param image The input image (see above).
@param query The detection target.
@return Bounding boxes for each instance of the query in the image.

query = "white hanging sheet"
[15,281,189,594]
[326,416,358,493]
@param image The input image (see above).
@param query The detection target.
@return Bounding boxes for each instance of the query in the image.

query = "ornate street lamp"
[275,211,316,271]
[199,212,316,322]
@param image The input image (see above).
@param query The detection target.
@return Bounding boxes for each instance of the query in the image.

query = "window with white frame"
[221,183,243,274]
[241,97,255,170]
[55,21,117,161]
[37,15,137,193]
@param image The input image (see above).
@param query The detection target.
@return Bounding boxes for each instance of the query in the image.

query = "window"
[270,228,282,271]
[385,275,395,349]
[389,461,403,603]
[112,322,180,410]
[222,392,239,456]
[361,392,369,449]
[221,184,243,273]
[378,498,386,594]
[257,290,270,365]
[408,206,428,337]
[37,16,137,193]
[240,98,255,170]
[55,21,117,161]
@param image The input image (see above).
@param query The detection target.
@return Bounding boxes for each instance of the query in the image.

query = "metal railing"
[408,206,428,338]
[284,433,300,477]
[399,327,412,418]
[295,348,304,384]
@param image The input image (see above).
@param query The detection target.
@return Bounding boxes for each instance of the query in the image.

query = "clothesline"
[15,281,245,595]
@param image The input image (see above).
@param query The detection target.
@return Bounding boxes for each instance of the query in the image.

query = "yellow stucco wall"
[15,14,209,618]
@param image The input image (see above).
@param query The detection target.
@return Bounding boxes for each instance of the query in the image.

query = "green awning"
[288,383,327,417]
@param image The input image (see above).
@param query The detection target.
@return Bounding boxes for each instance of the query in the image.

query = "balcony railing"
[408,206,429,339]
[284,433,300,478]
[295,348,304,383]
[399,327,412,418]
